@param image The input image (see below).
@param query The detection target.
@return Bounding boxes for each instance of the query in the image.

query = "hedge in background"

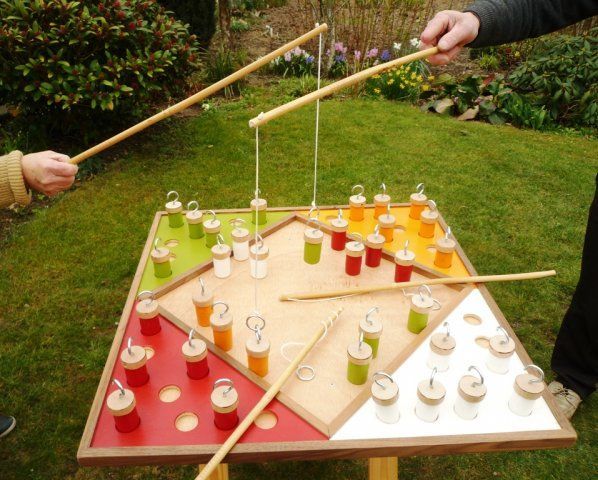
[158,0,216,49]
[0,0,200,137]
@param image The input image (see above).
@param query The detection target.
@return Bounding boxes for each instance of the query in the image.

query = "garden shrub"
[0,0,200,139]
[158,0,216,49]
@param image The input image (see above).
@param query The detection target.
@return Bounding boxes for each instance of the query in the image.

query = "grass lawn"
[0,83,596,480]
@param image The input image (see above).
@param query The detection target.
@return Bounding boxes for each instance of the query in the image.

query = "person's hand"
[420,11,480,65]
[21,151,78,196]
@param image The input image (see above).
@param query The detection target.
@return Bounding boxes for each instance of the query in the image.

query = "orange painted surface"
[419,221,436,239]
[434,250,454,269]
[195,305,213,328]
[373,205,386,219]
[248,355,269,377]
[349,205,364,221]
[213,328,233,351]
[409,203,426,220]
[380,226,394,243]
[299,206,471,278]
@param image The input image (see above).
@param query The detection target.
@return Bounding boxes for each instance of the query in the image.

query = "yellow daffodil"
[422,84,430,91]
[399,83,404,89]
[428,75,435,81]
[374,88,381,94]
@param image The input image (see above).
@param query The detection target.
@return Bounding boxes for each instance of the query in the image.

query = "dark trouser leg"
[551,173,598,399]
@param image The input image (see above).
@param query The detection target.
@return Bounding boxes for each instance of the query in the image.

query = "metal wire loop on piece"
[416,183,425,195]
[379,183,386,195]
[337,208,343,221]
[212,301,229,318]
[524,364,545,383]
[214,378,234,395]
[254,233,264,250]
[365,306,379,325]
[445,226,452,239]
[351,184,365,197]
[153,237,161,251]
[228,218,245,232]
[167,190,179,203]
[468,365,484,386]
[419,284,432,300]
[113,378,125,397]
[348,232,364,247]
[216,234,226,247]
[443,321,450,339]
[373,371,394,389]
[246,314,266,333]
[297,365,315,381]
[428,199,437,211]
[199,277,206,295]
[206,210,217,223]
[187,200,199,212]
[137,290,155,303]
[403,239,409,254]
[188,328,195,347]
[429,367,438,387]
[358,330,365,350]
[127,337,133,355]
[496,326,511,345]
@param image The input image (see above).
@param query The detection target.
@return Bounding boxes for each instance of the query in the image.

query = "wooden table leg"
[199,463,229,480]
[368,457,398,480]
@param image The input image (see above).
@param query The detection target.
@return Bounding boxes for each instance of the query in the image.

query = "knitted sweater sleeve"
[0,151,32,207]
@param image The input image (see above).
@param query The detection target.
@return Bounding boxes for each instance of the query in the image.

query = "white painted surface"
[332,289,560,441]
[233,241,249,261]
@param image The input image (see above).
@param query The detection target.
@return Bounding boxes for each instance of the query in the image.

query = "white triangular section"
[332,288,560,441]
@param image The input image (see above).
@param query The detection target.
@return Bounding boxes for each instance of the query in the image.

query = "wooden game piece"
[107,379,141,433]
[486,326,516,374]
[371,372,400,424]
[394,240,416,283]
[203,210,221,248]
[509,365,546,417]
[454,367,487,420]
[373,183,391,220]
[135,290,161,335]
[347,332,373,385]
[330,208,349,251]
[249,234,269,279]
[434,226,456,269]
[365,225,385,268]
[280,270,557,301]
[345,233,365,276]
[182,329,209,380]
[120,337,150,387]
[409,183,427,220]
[250,197,267,225]
[165,190,184,228]
[229,218,250,261]
[192,278,214,328]
[415,368,445,423]
[186,201,205,239]
[211,378,240,430]
[349,185,366,221]
[304,209,324,265]
[359,307,383,358]
[195,308,343,480]
[418,200,439,239]
[211,235,232,279]
[210,302,234,352]
[151,237,172,278]
[245,314,270,377]
[407,285,441,334]
[426,322,455,372]
[377,205,396,243]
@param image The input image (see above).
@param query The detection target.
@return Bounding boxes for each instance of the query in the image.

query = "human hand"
[21,151,78,196]
[420,10,480,65]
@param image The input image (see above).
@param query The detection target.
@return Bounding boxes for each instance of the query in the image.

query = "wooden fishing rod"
[280,270,557,301]
[69,24,328,165]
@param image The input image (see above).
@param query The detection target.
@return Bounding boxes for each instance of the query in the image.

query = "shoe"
[0,414,16,438]
[548,381,582,419]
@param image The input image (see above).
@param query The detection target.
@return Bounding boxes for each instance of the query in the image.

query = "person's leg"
[0,413,16,438]
[550,173,598,408]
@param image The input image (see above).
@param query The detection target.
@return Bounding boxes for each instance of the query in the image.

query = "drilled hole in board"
[463,314,483,325]
[144,346,155,359]
[394,225,406,232]
[475,336,490,349]
[169,252,177,260]
[325,214,338,221]
[164,239,179,248]
[426,245,436,254]
[254,410,278,430]
[175,412,199,432]
[159,385,181,403]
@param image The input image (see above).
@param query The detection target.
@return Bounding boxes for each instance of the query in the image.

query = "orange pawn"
[409,183,428,220]
[374,183,391,219]
[349,184,366,221]
[419,200,439,239]
[192,277,213,328]
[210,301,234,351]
[434,226,456,269]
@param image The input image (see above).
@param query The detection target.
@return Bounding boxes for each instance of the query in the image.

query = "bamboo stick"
[280,270,557,301]
[69,24,328,165]
[249,46,438,128]
[194,308,343,480]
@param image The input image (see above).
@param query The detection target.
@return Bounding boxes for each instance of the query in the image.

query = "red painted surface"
[114,408,141,433]
[394,264,414,283]
[91,303,327,448]
[124,364,150,387]
[364,246,382,268]
[345,255,362,276]
[186,358,210,380]
[214,410,239,430]
[331,231,347,251]
[139,315,161,336]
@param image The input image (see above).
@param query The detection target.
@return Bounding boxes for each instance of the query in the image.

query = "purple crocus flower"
[284,51,292,62]
[335,54,346,63]
[354,50,362,61]
[381,49,391,61]
[366,48,378,59]
[306,55,314,64]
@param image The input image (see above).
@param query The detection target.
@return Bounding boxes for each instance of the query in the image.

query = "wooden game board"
[78,205,575,468]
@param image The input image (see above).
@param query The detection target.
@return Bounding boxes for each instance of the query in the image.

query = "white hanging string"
[254,119,263,315]
[311,25,323,208]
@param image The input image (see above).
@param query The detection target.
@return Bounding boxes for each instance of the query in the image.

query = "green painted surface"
[364,337,380,358]
[167,211,184,228]
[303,241,322,264]
[138,211,291,292]
[407,310,429,334]
[347,361,371,385]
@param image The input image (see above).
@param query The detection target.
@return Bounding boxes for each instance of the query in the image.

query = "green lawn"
[0,84,596,480]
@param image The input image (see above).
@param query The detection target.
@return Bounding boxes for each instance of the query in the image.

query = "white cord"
[254,120,262,314]
[311,28,323,208]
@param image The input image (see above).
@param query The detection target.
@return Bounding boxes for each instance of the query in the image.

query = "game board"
[78,205,576,468]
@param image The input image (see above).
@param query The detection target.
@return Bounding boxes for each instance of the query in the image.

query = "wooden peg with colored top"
[330,209,348,251]
[211,378,239,430]
[365,225,385,268]
[345,233,365,276]
[120,337,150,387]
[165,190,184,228]
[347,332,373,385]
[203,210,221,248]
[250,196,267,225]
[419,199,439,238]
[107,379,141,433]
[210,302,233,351]
[377,204,396,243]
[182,329,209,380]
[359,307,383,358]
[186,201,205,239]
[245,314,270,377]
[407,285,441,334]
[373,183,391,219]
[509,365,546,417]
[427,322,456,372]
[212,234,232,279]
[371,372,400,424]
[454,366,487,420]
[349,184,366,221]
[304,207,324,265]
[415,368,446,422]
[434,226,456,269]
[409,183,428,220]
[229,218,250,261]
[394,240,415,282]
[192,278,213,328]
[486,326,516,374]
[249,234,269,279]
[151,237,171,278]
[135,290,161,335]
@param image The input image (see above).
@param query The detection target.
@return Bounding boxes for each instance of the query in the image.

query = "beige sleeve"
[0,150,32,208]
